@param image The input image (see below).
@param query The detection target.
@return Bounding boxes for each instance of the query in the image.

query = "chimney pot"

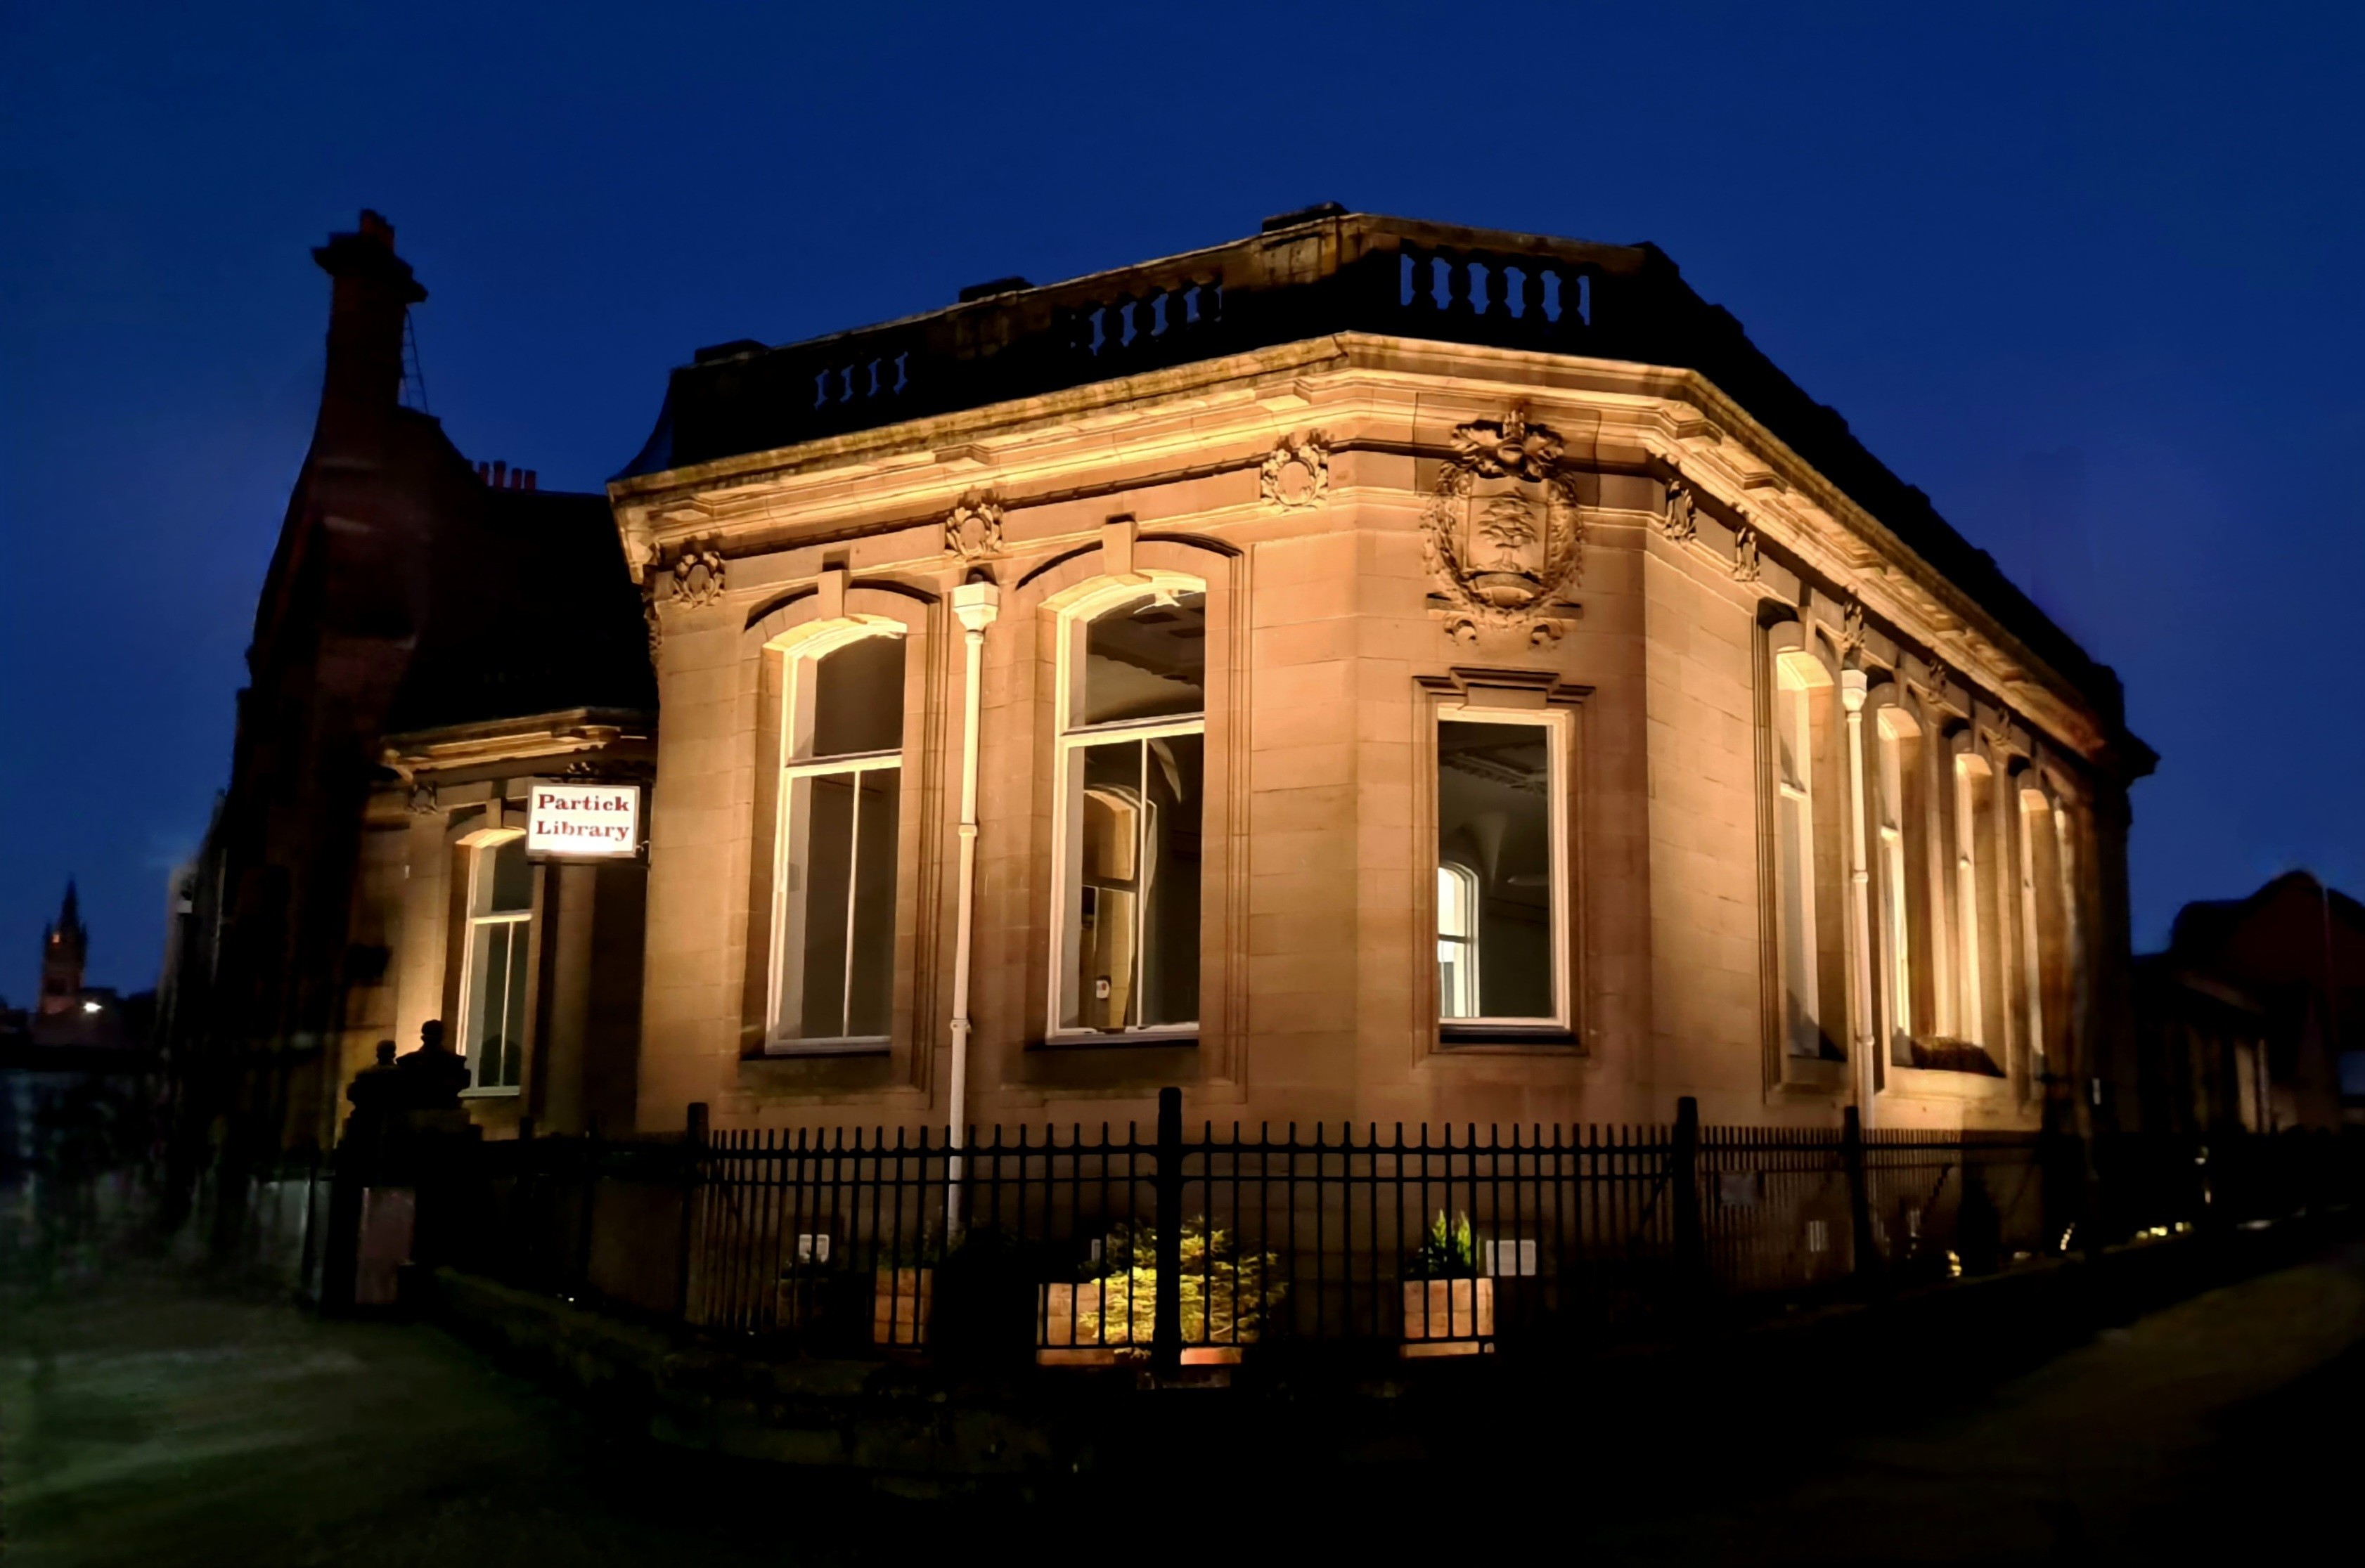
[492,460,508,487]
[523,469,537,491]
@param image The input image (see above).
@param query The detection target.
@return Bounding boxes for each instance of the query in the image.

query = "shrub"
[1403,1210,1479,1280]
[1086,1219,1286,1345]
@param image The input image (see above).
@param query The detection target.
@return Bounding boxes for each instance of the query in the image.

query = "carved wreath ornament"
[943,491,1005,561]
[671,547,726,609]
[1422,409,1584,637]
[1260,431,1329,510]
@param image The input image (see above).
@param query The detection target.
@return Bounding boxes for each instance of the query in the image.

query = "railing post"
[1153,1087,1183,1378]
[1843,1105,1879,1281]
[1672,1096,1705,1287]
[675,1102,708,1321]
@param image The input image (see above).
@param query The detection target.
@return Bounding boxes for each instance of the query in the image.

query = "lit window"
[1875,708,1926,1065]
[1772,652,1843,1060]
[1054,589,1205,1035]
[1953,752,1998,1049]
[1436,715,1563,1026]
[772,632,905,1047]
[460,834,532,1091]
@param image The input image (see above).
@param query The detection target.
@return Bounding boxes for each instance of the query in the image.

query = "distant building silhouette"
[39,881,87,1015]
[2134,872,2364,1133]
[4,885,155,1176]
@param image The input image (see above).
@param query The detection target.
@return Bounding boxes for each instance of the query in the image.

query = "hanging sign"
[524,780,643,858]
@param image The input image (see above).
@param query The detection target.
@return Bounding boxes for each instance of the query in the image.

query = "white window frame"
[1433,702,1571,1032]
[1045,574,1207,1042]
[1772,652,1826,1059]
[1875,708,1916,1058]
[456,828,530,1097]
[1952,751,1990,1047]
[766,621,908,1054]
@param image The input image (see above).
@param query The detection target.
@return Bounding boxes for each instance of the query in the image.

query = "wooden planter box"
[1035,1280,1243,1367]
[873,1266,932,1347]
[1400,1277,1495,1357]
[1038,1279,1134,1365]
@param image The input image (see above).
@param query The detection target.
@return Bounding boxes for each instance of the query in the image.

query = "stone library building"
[167,206,2153,1164]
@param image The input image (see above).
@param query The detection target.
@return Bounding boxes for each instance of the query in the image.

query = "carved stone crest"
[406,781,439,816]
[1840,598,1867,662]
[1732,525,1761,583]
[1660,477,1699,544]
[1260,431,1330,510]
[944,491,1005,560]
[1422,409,1584,637]
[671,547,726,609]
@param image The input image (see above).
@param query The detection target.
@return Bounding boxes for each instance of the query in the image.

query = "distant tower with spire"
[39,881,87,1014]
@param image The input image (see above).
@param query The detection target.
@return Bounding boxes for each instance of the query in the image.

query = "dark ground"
[4,1241,2361,1565]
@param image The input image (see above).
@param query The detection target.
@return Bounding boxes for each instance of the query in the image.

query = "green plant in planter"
[1404,1211,1480,1280]
[1090,1219,1287,1344]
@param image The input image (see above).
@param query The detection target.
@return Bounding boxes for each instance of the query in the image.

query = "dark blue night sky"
[4,3,2360,992]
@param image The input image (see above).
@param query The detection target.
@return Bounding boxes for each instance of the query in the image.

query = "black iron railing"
[414,1091,2361,1368]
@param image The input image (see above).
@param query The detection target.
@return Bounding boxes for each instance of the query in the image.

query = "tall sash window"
[460,833,531,1091]
[1053,589,1206,1037]
[772,632,905,1049]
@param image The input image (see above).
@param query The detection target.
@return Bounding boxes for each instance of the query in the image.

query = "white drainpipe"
[946,581,1000,1229]
[1841,668,1877,1127]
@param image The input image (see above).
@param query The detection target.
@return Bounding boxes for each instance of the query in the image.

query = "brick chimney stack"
[311,209,427,449]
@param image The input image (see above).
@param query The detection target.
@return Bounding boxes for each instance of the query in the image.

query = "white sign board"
[524,780,643,859]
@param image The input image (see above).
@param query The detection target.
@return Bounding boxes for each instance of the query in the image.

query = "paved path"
[5,1243,2361,1564]
[0,1265,938,1567]
[1582,1239,2365,1563]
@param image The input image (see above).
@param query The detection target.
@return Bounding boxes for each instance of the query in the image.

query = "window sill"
[459,1086,521,1100]
[1883,1065,2016,1103]
[1439,1023,1578,1049]
[1774,1056,1849,1096]
[1031,1030,1199,1052]
[754,1038,891,1059]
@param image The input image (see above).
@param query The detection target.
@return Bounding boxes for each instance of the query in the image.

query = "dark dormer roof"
[387,481,655,735]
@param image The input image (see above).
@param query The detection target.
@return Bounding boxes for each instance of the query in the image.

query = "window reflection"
[1436,720,1554,1023]
[1058,590,1206,1035]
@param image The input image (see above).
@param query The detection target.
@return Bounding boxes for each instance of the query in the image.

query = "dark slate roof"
[387,485,655,734]
[619,210,2137,738]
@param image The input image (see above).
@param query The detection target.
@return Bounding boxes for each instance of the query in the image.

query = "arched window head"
[1076,590,1206,727]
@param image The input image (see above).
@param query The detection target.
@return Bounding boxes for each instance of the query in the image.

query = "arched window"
[1773,649,1843,1061]
[459,832,531,1091]
[1952,751,2000,1051]
[1054,587,1206,1036]
[772,630,906,1047]
[1437,862,1482,1019]
[2021,784,2077,1084]
[1874,707,1927,1064]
